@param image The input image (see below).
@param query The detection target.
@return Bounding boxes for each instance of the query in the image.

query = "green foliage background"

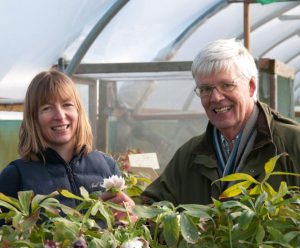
[0,120,20,171]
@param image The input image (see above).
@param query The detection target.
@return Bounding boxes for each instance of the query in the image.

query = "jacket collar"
[192,101,275,155]
[189,101,277,181]
[39,146,86,165]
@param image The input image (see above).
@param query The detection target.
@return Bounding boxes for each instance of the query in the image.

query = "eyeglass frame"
[193,78,239,98]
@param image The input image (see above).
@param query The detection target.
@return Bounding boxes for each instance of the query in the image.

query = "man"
[142,39,300,206]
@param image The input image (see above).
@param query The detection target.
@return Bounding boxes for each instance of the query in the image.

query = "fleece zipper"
[64,160,81,206]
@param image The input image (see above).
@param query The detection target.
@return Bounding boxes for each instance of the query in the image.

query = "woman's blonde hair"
[18,69,93,160]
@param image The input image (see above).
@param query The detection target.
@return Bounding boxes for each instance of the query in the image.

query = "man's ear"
[249,77,256,97]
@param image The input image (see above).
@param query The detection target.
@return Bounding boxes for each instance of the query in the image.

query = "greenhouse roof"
[0,0,300,102]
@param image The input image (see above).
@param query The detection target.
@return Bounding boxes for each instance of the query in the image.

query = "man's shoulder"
[178,133,207,153]
[258,101,300,128]
[257,101,300,144]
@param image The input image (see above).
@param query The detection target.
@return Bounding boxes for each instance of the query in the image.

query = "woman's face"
[38,97,79,152]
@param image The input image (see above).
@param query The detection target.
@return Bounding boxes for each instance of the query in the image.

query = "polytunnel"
[0,0,300,170]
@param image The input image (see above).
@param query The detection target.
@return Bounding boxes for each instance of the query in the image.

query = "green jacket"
[142,102,300,205]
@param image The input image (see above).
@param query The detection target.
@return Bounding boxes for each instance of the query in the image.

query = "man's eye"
[200,86,212,92]
[222,83,234,90]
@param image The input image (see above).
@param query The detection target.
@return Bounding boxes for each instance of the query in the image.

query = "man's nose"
[209,87,225,101]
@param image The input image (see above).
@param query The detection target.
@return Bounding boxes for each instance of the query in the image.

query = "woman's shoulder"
[0,159,22,176]
[85,150,119,174]
[1,158,44,175]
[86,150,116,165]
[88,150,113,159]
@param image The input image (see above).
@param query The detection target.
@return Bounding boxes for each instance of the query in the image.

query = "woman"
[0,69,134,214]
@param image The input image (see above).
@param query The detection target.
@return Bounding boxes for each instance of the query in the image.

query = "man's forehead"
[197,70,236,83]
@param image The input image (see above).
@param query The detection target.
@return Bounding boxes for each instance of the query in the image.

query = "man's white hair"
[191,39,258,101]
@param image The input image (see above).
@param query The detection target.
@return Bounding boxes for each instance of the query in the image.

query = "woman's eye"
[40,106,51,112]
[64,102,74,108]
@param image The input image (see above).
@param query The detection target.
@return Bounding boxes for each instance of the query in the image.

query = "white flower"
[101,175,126,192]
[120,238,144,248]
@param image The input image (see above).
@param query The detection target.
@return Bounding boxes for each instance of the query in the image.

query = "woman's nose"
[53,106,65,120]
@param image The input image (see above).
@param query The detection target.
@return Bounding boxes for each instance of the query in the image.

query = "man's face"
[195,70,256,140]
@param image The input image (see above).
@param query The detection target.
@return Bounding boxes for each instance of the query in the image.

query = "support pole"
[244,0,251,50]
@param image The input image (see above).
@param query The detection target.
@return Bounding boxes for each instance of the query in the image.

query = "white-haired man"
[142,39,300,205]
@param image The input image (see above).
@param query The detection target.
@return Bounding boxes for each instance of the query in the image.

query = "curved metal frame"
[65,0,129,76]
[259,28,300,58]
[154,0,228,61]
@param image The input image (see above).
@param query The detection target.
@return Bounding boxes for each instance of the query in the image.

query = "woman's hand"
[101,191,138,222]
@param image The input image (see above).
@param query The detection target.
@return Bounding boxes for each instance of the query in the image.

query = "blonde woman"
[0,69,134,218]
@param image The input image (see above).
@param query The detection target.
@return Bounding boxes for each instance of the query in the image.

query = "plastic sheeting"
[0,0,299,101]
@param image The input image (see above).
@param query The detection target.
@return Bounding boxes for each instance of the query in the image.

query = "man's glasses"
[194,81,237,98]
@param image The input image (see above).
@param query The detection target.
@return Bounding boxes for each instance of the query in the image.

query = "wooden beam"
[244,0,251,50]
[258,58,295,79]
[0,104,23,112]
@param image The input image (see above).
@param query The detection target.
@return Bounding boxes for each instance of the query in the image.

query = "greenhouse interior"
[2,0,300,246]
[1,0,300,170]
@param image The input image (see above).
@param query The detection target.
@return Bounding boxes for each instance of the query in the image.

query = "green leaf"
[239,209,255,230]
[267,226,284,241]
[59,204,82,218]
[80,186,90,200]
[0,199,19,212]
[214,173,259,184]
[153,201,175,210]
[254,191,268,210]
[212,198,222,208]
[9,240,34,248]
[249,185,261,195]
[163,214,180,247]
[180,212,199,244]
[20,209,40,232]
[97,201,113,230]
[82,203,93,223]
[90,201,103,216]
[256,223,265,243]
[220,200,250,210]
[59,189,84,201]
[264,153,287,176]
[17,191,34,216]
[184,208,213,220]
[107,201,127,212]
[89,231,116,248]
[142,224,153,243]
[53,219,79,242]
[0,192,20,209]
[126,185,143,197]
[271,181,288,203]
[133,205,165,219]
[31,191,59,212]
[178,239,189,248]
[263,182,277,198]
[270,171,300,177]
[178,204,212,212]
[40,205,61,216]
[220,181,252,199]
[283,231,300,243]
